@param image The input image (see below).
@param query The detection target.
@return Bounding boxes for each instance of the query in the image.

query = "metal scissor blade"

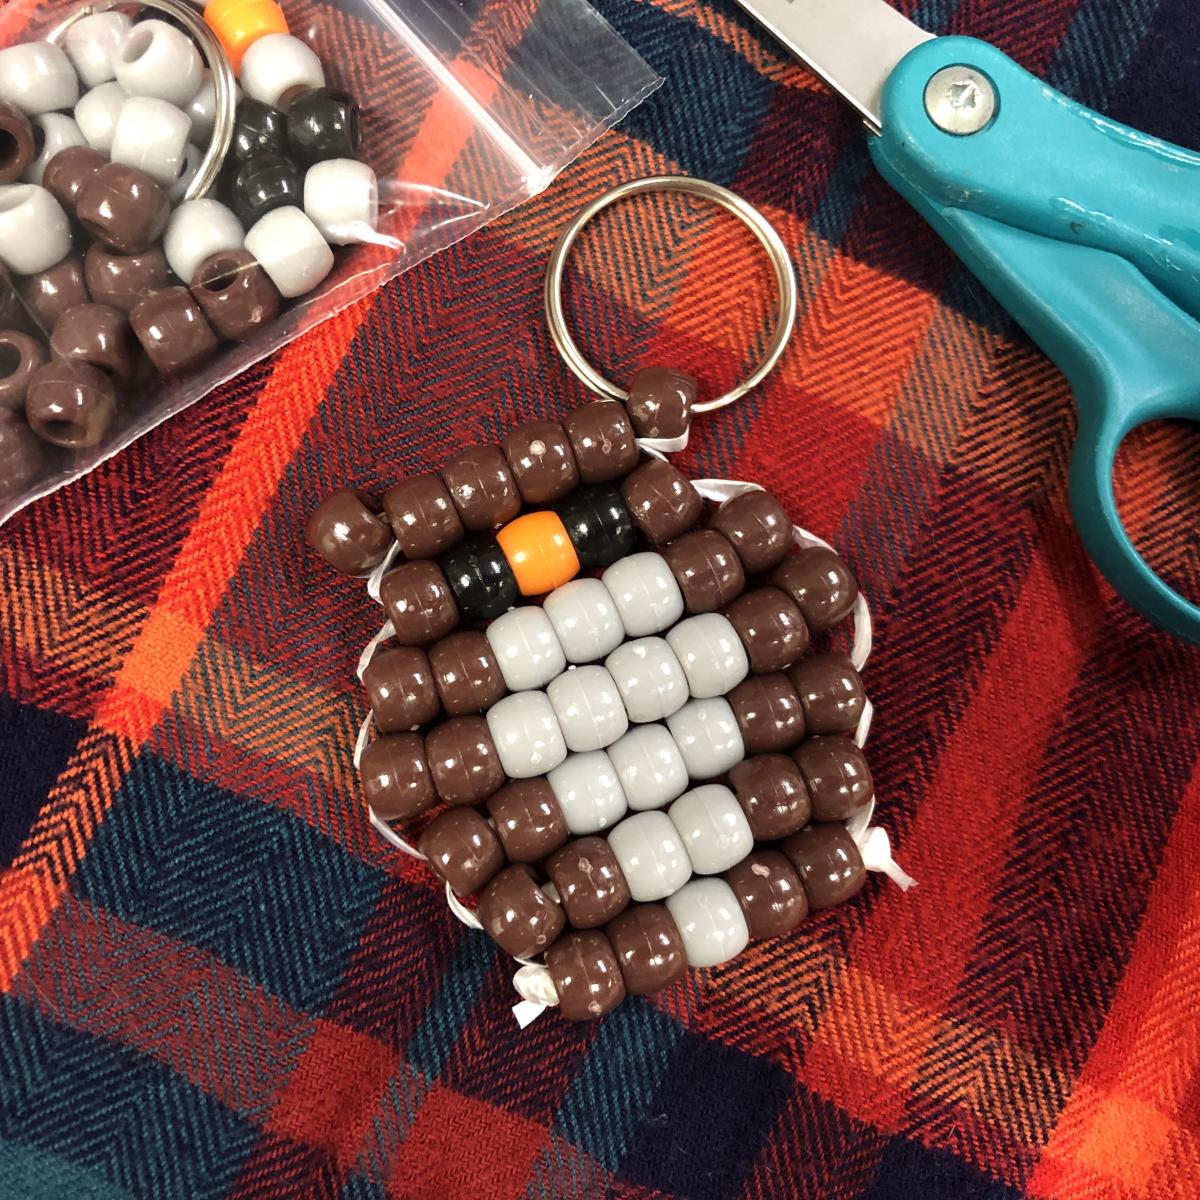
[731,0,934,133]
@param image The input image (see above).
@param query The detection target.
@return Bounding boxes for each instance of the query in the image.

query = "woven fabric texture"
[2,1,1199,1197]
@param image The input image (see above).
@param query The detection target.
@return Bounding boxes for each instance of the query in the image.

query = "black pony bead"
[231,99,288,163]
[556,484,636,568]
[439,535,518,623]
[232,153,302,227]
[286,87,361,164]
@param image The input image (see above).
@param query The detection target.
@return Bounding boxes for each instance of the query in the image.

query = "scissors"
[732,0,1200,645]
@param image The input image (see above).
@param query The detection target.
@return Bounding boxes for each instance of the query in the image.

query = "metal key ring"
[47,0,236,203]
[544,175,798,414]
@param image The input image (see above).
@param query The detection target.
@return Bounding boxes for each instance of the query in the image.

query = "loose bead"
[110,96,191,188]
[303,158,377,245]
[165,197,246,291]
[606,724,689,812]
[74,82,126,155]
[440,444,520,532]
[76,162,170,254]
[379,560,459,645]
[204,0,290,73]
[115,21,203,106]
[84,244,169,315]
[49,303,135,381]
[485,690,567,779]
[190,249,280,342]
[0,329,45,411]
[18,254,90,332]
[725,850,807,939]
[303,487,391,575]
[555,484,635,569]
[724,586,809,674]
[0,42,79,117]
[667,782,748,878]
[428,630,505,716]
[25,113,86,186]
[0,409,43,495]
[662,529,746,614]
[607,810,691,903]
[239,34,325,110]
[42,145,105,216]
[425,715,505,806]
[542,577,624,665]
[359,731,436,820]
[362,644,438,733]
[562,401,639,483]
[626,366,695,441]
[184,71,231,147]
[25,360,116,448]
[485,606,566,692]
[607,903,687,995]
[619,458,703,544]
[666,699,746,781]
[0,102,35,184]
[792,736,873,822]
[727,673,806,754]
[782,824,867,910]
[230,97,288,162]
[0,185,71,276]
[486,778,568,863]
[710,490,792,574]
[547,749,627,834]
[418,806,504,896]
[232,151,302,227]
[770,547,859,632]
[382,474,463,559]
[63,12,132,89]
[547,664,628,753]
[665,613,749,699]
[728,753,811,840]
[129,286,219,375]
[545,930,625,1021]
[287,87,361,163]
[665,878,748,968]
[478,865,565,959]
[546,836,631,928]
[167,143,203,202]
[495,510,579,597]
[787,652,866,735]
[601,551,685,637]
[501,419,579,504]
[243,206,333,299]
[605,636,688,724]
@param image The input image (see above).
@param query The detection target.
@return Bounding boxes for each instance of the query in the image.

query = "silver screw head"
[924,66,996,135]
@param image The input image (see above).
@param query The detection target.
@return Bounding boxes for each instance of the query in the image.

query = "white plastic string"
[369,806,427,859]
[854,824,918,891]
[365,538,403,604]
[356,618,396,682]
[445,880,483,929]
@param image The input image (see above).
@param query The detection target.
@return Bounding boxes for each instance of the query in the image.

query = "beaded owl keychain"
[305,176,914,1024]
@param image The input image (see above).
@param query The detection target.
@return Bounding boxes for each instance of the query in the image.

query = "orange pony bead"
[496,511,580,597]
[205,0,289,72]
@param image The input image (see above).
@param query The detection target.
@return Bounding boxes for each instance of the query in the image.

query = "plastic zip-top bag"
[0,0,660,522]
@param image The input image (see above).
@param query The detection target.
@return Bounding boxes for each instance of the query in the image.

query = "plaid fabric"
[2,0,1199,1196]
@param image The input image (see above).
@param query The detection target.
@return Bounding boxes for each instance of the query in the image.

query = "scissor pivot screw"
[924,66,996,135]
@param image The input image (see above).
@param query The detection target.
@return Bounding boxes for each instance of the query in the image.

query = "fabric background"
[2,1,1198,1197]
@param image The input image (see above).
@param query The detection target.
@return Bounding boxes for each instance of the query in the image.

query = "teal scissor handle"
[869,36,1200,644]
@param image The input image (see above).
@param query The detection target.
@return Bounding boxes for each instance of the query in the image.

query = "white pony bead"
[485,606,566,692]
[168,142,202,200]
[666,613,749,699]
[602,552,685,636]
[605,637,688,724]
[486,691,567,780]
[115,20,203,106]
[542,577,624,665]
[164,199,243,286]
[666,697,745,780]
[111,96,191,187]
[239,34,324,109]
[25,113,86,185]
[546,665,628,753]
[547,750,627,834]
[665,878,749,967]
[64,12,132,89]
[0,42,79,116]
[668,784,753,875]
[0,185,71,275]
[185,70,236,146]
[606,724,689,812]
[607,810,691,902]
[243,206,333,299]
[75,82,127,154]
[303,159,378,245]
